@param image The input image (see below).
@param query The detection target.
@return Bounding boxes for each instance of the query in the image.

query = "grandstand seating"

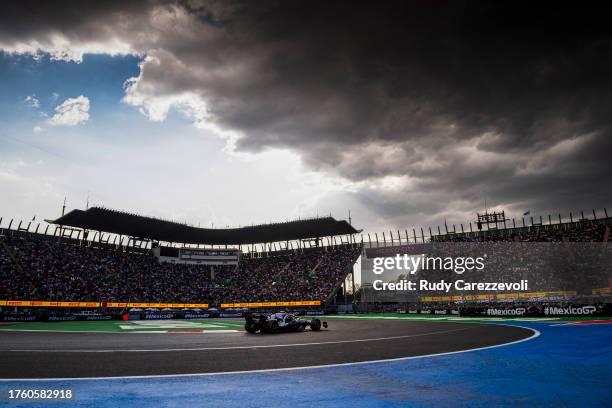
[0,233,361,304]
[358,219,611,306]
[432,220,608,242]
[1,218,608,307]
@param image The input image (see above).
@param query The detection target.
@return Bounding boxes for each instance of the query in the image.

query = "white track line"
[0,325,540,381]
[4,327,473,353]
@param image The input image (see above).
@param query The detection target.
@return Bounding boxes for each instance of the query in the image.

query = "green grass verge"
[0,319,245,332]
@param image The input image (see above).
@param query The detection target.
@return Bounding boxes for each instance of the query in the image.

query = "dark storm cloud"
[0,1,148,47]
[1,0,611,225]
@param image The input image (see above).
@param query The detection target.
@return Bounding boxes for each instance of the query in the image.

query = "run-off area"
[0,319,245,333]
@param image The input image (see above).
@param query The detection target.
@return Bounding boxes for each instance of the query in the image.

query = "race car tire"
[268,319,279,334]
[310,318,322,331]
[245,322,259,334]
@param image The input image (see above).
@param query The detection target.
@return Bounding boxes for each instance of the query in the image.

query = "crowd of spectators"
[211,245,361,302]
[433,221,609,242]
[0,233,361,304]
[412,240,611,296]
[361,220,611,304]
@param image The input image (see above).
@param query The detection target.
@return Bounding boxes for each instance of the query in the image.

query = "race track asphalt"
[0,320,533,379]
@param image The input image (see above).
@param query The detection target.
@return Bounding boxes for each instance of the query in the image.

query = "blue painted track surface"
[1,321,611,407]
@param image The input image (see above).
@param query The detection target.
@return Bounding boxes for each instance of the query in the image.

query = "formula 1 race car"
[244,312,328,334]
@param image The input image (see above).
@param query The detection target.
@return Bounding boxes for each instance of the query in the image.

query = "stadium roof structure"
[50,207,360,245]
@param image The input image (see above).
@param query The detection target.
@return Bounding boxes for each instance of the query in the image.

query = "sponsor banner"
[486,308,527,316]
[398,309,458,315]
[1,315,38,321]
[592,287,612,295]
[106,302,128,308]
[545,291,577,297]
[1,314,113,321]
[517,292,546,298]
[461,304,610,317]
[1,300,101,308]
[144,313,175,319]
[421,291,580,303]
[228,303,251,308]
[461,306,535,317]
[48,316,77,321]
[126,303,209,308]
[105,302,209,308]
[135,303,163,308]
[1,300,211,308]
[544,306,597,316]
[434,310,447,315]
[472,294,496,301]
[83,315,112,321]
[496,293,521,300]
[184,313,210,319]
[220,300,321,308]
[1,300,314,309]
[220,313,242,318]
[125,303,147,308]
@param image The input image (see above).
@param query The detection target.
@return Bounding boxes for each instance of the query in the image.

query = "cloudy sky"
[0,0,611,234]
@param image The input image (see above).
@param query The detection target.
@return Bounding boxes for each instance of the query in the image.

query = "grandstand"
[360,208,610,247]
[1,206,611,319]
[357,209,612,315]
[0,207,362,313]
